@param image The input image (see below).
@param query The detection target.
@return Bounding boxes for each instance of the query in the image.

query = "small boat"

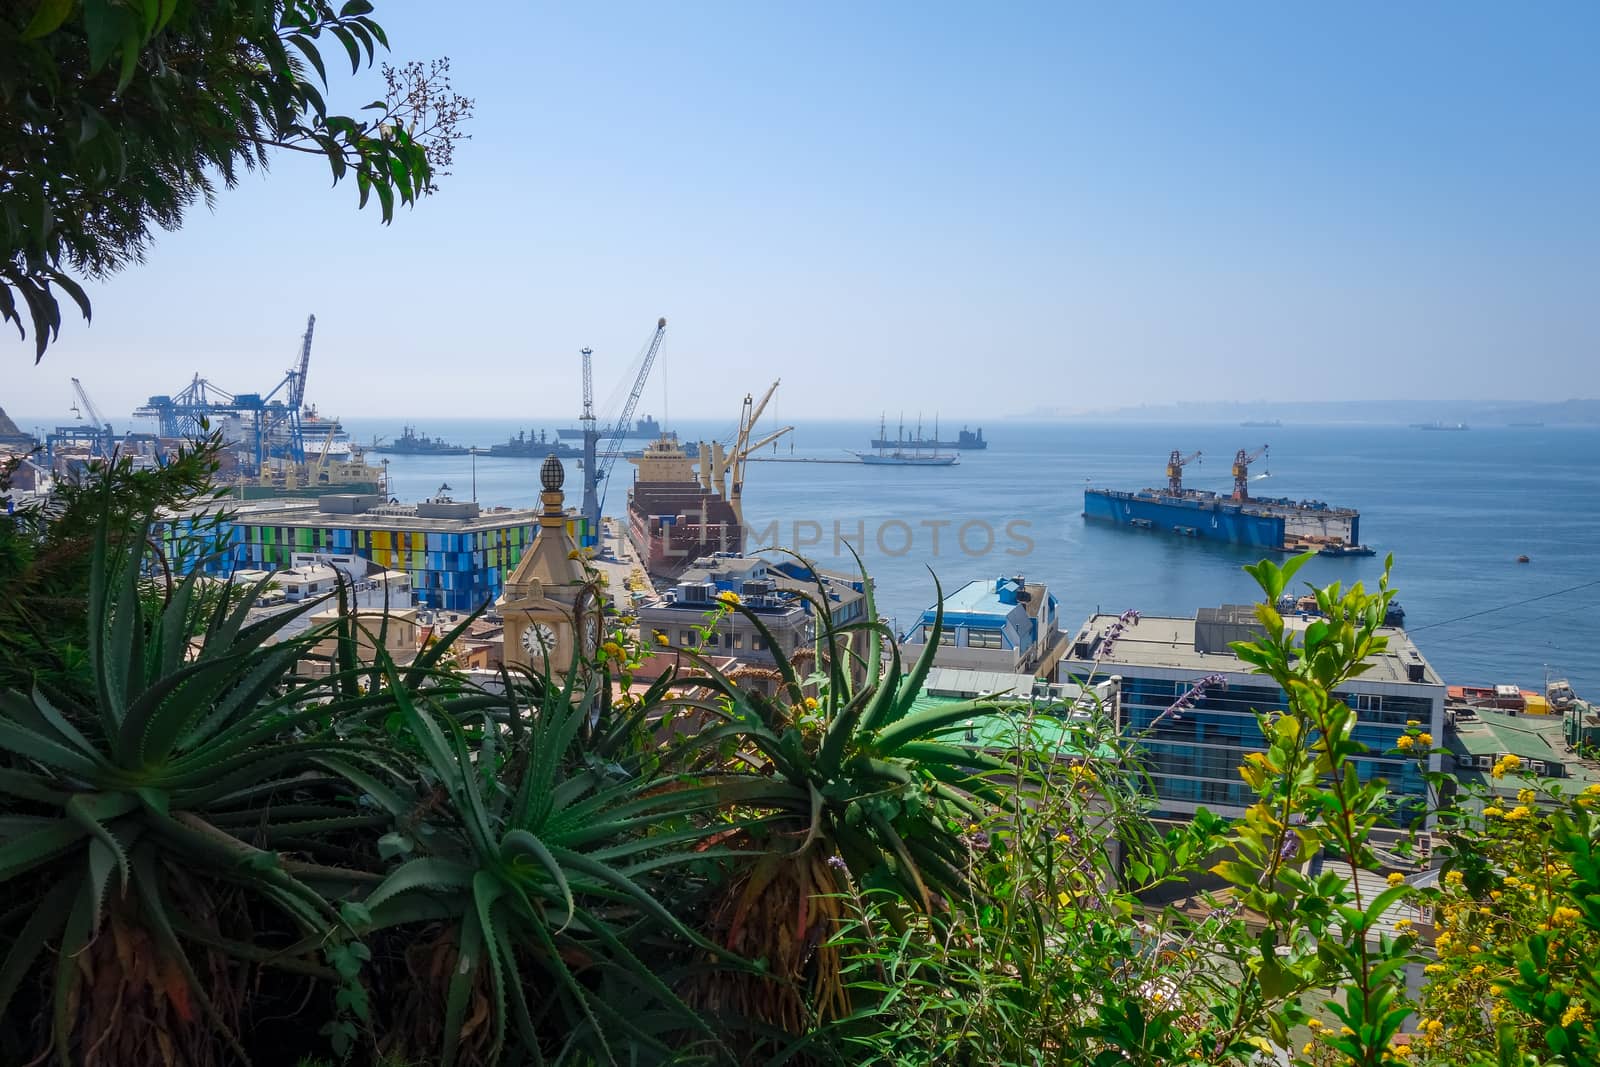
[1516,554,1531,563]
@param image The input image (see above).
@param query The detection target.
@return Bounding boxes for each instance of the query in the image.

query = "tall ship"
[854,415,960,467]
[369,426,471,455]
[557,414,662,441]
[1082,446,1372,556]
[489,428,581,459]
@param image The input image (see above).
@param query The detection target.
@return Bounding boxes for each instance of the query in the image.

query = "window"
[732,633,744,649]
[926,626,955,646]
[968,628,1004,649]
[706,631,719,646]
[752,635,766,651]
[679,630,693,646]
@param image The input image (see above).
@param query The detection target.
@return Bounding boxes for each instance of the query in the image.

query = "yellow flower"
[1435,933,1453,951]
[1492,754,1521,778]
[1479,906,1493,916]
[1424,963,1446,975]
[1340,1026,1355,1037]
[1307,1019,1324,1030]
[1396,735,1415,751]
[1517,788,1537,805]
[1057,891,1070,907]
[1471,964,1486,976]
[1387,872,1406,887]
[1587,783,1600,796]
[1391,1040,1412,1059]
[1444,870,1464,886]
[1302,1043,1314,1057]
[716,589,741,605]
[1483,807,1505,819]
[1417,733,1433,747]
[804,696,819,710]
[654,632,669,645]
[1394,918,1413,932]
[1491,890,1503,900]
[1551,906,1581,927]
[1490,984,1504,996]
[1055,833,1070,843]
[1562,1002,1588,1027]
[1505,805,1531,821]
[1406,719,1420,727]
[1424,1018,1444,1036]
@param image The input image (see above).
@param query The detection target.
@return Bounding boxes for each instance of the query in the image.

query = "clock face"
[521,622,558,656]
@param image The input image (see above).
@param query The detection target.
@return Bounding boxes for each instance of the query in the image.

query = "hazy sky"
[8,1,1598,422]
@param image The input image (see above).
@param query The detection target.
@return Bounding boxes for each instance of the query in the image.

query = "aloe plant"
[670,560,1025,1035]
[360,654,741,1066]
[0,511,405,1065]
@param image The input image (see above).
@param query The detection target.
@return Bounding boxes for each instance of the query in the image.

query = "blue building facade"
[1059,608,1445,827]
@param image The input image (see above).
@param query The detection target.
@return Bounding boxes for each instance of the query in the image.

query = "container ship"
[369,426,470,455]
[1083,447,1373,556]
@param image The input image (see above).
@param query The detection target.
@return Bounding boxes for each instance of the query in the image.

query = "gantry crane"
[1231,445,1269,501]
[588,317,667,539]
[1165,449,1202,493]
[702,380,792,527]
[70,378,113,458]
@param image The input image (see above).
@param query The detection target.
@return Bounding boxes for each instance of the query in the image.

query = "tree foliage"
[1,0,472,360]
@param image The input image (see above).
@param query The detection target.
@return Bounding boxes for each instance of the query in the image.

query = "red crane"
[1232,445,1269,501]
[1165,449,1202,493]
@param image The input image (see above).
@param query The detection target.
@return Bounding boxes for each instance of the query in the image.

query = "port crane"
[68,378,114,458]
[585,317,667,540]
[1231,445,1268,501]
[1165,449,1202,493]
[704,380,793,527]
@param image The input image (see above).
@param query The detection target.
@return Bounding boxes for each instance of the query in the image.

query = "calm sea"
[324,416,1599,696]
[23,410,1592,693]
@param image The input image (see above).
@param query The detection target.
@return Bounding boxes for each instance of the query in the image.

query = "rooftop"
[1065,610,1445,687]
[165,494,545,534]
[1446,704,1600,793]
[924,575,1049,620]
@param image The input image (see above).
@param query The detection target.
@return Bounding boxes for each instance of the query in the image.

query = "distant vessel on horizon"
[854,415,960,467]
[556,414,662,441]
[1240,419,1282,428]
[1413,422,1470,432]
[369,426,471,455]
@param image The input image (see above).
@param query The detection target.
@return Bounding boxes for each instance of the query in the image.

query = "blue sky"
[9,1,1598,420]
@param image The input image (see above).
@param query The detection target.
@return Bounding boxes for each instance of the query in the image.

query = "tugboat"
[368,426,470,456]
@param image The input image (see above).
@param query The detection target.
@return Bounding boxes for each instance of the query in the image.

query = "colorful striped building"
[161,492,588,613]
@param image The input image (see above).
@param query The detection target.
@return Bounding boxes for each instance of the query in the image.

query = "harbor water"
[136,415,1600,693]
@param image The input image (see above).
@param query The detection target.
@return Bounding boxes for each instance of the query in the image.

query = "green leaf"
[21,0,74,39]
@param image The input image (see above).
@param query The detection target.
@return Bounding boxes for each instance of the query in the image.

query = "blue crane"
[585,317,667,540]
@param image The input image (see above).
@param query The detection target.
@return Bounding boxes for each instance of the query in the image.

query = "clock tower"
[499,454,598,670]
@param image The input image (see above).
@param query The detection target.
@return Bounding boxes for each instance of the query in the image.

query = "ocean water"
[323,416,1599,696]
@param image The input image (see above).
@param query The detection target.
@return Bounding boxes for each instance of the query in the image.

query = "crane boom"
[291,314,315,407]
[1231,444,1269,501]
[594,318,667,525]
[70,378,112,457]
[1165,449,1202,493]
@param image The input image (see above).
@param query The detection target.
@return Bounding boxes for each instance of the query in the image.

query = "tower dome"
[540,453,564,493]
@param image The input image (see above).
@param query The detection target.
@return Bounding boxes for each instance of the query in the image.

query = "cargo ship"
[369,426,471,455]
[626,436,742,578]
[1413,422,1469,432]
[1083,447,1373,555]
[557,414,662,441]
[869,421,988,450]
